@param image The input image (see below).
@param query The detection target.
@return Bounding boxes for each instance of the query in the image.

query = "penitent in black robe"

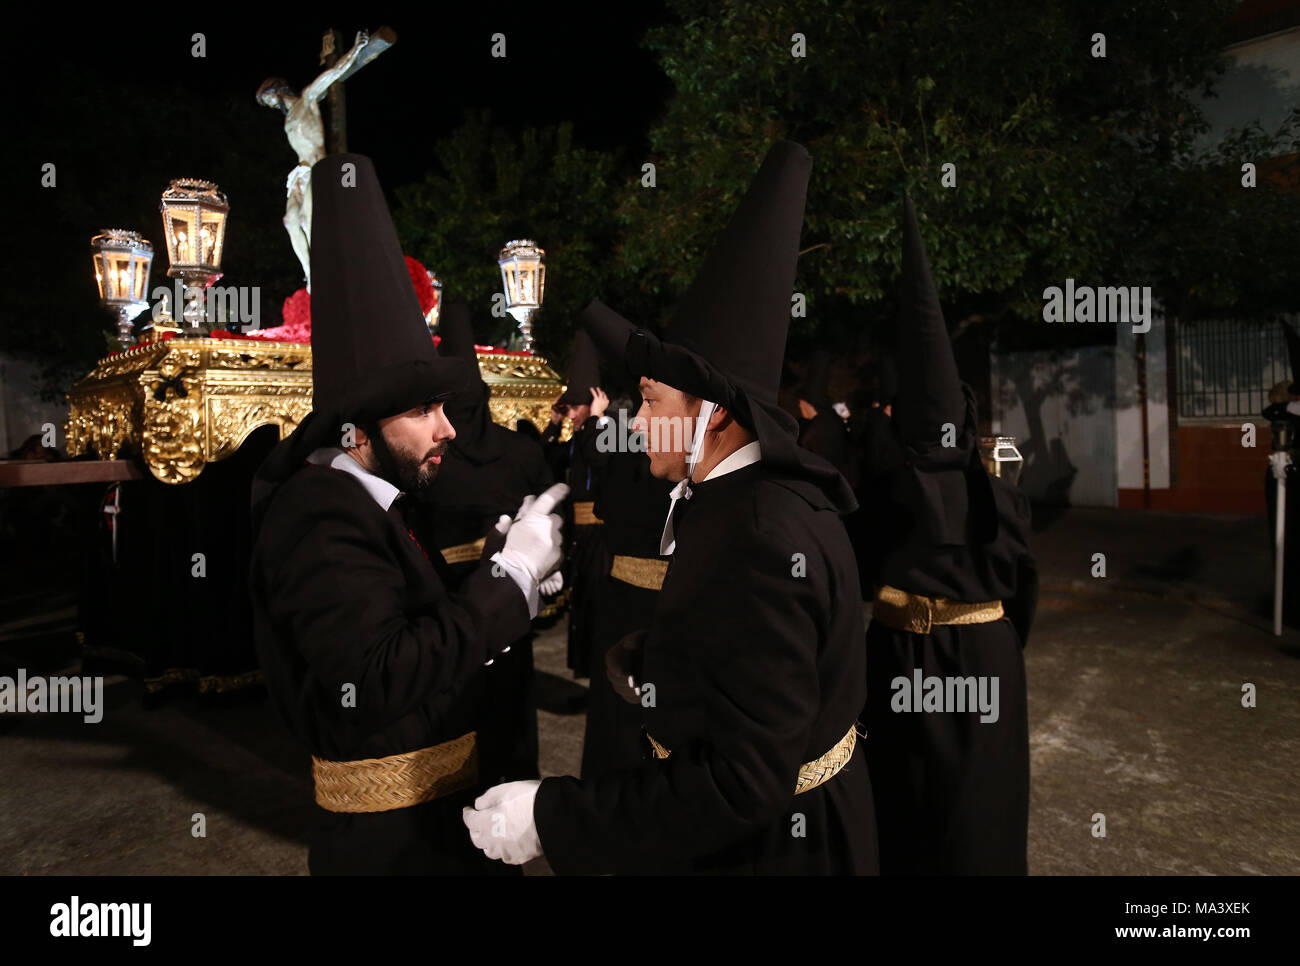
[544,419,608,677]
[798,409,850,479]
[249,458,530,875]
[421,411,553,785]
[860,466,1038,875]
[534,461,878,874]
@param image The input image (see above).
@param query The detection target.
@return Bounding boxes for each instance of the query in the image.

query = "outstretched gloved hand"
[498,483,567,583]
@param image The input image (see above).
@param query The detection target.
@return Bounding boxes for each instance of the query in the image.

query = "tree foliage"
[614,0,1300,356]
[393,114,623,366]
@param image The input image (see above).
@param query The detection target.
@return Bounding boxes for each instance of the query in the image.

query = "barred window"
[1175,317,1296,419]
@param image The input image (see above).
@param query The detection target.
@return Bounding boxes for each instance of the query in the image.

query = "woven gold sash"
[646,725,858,796]
[872,584,1004,634]
[439,537,486,566]
[573,501,602,526]
[311,732,478,813]
[610,554,669,591]
[537,586,571,620]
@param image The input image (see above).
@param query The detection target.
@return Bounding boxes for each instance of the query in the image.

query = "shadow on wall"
[997,343,1119,514]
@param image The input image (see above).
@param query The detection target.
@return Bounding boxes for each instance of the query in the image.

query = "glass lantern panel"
[132,253,151,301]
[94,251,108,300]
[500,264,516,305]
[200,214,223,267]
[106,251,132,300]
[167,207,199,265]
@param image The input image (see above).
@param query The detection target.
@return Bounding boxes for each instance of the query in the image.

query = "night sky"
[11,9,672,187]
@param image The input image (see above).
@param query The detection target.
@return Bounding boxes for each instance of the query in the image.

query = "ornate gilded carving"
[66,338,568,483]
[476,350,569,440]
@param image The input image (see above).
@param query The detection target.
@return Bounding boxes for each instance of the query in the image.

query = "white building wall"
[1200,26,1300,146]
[1113,310,1171,491]
[0,354,69,456]
[991,344,1117,507]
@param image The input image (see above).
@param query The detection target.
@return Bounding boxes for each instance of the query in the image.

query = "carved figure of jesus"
[257,30,384,290]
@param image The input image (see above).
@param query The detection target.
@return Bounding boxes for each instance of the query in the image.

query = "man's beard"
[367,425,447,502]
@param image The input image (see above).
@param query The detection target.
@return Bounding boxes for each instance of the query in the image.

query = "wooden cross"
[319,26,397,154]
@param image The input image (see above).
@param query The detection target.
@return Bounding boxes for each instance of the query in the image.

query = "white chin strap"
[659,399,717,557]
[686,400,717,478]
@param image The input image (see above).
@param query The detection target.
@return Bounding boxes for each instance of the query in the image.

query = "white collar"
[306,446,402,511]
[659,440,762,555]
[699,440,762,482]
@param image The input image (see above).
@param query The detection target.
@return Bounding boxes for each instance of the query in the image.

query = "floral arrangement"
[405,256,437,317]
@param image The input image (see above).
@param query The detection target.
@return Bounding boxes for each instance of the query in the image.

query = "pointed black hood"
[1282,319,1300,395]
[251,154,468,519]
[438,299,478,360]
[559,329,600,406]
[666,141,810,403]
[577,141,855,513]
[895,196,965,445]
[309,154,466,421]
[582,298,636,361]
[438,300,502,465]
[890,195,995,545]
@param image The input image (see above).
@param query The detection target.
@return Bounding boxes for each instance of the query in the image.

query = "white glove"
[539,570,564,596]
[462,780,542,865]
[498,483,567,583]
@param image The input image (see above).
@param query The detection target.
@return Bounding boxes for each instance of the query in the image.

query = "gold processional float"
[65,333,568,485]
[67,176,567,484]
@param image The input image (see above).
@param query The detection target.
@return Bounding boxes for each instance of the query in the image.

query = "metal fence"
[1175,317,1296,418]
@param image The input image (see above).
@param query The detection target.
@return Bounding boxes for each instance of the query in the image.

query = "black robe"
[248,458,530,875]
[860,468,1037,875]
[798,409,849,478]
[534,460,878,874]
[843,407,906,598]
[420,419,553,785]
[579,435,675,779]
[544,419,607,677]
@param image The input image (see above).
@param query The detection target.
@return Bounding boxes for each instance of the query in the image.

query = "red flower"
[242,288,312,343]
[281,288,312,329]
[405,256,438,317]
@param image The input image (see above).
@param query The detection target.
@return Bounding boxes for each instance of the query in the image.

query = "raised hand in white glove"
[539,570,564,596]
[497,483,567,583]
[479,514,514,564]
[462,780,542,865]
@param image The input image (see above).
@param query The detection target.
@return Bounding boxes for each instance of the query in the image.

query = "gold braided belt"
[610,554,669,591]
[872,584,1004,634]
[647,725,858,796]
[573,501,603,526]
[439,537,486,566]
[311,731,478,813]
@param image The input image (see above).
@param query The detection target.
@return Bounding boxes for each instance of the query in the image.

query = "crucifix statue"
[257,27,396,290]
